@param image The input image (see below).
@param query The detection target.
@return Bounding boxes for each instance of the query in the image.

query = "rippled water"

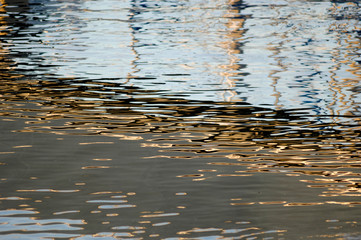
[1,0,361,239]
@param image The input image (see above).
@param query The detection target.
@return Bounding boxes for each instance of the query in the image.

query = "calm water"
[1,0,361,239]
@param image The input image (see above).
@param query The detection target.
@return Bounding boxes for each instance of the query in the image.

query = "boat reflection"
[1,77,361,237]
[1,70,361,195]
[1,0,361,239]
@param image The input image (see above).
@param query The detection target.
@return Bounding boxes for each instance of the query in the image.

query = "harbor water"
[1,0,361,239]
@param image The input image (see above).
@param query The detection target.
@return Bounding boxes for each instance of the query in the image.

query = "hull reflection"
[1,76,361,238]
[1,0,361,239]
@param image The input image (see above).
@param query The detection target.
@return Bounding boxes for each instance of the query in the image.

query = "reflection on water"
[1,0,361,239]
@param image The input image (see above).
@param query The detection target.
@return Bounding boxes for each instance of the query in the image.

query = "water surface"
[1,0,361,239]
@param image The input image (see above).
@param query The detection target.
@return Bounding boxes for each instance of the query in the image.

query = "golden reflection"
[140,212,179,218]
[327,2,361,117]
[92,158,112,161]
[0,0,12,77]
[17,189,80,193]
[81,166,110,169]
[229,200,361,207]
[217,0,247,101]
[1,74,360,198]
[175,192,187,196]
[0,0,26,80]
[78,142,114,145]
[91,191,123,195]
[12,145,32,148]
[177,227,287,238]
[2,1,361,239]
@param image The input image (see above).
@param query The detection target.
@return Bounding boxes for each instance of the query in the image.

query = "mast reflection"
[1,0,361,239]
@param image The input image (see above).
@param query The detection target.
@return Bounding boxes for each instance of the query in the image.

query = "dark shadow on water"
[1,76,361,238]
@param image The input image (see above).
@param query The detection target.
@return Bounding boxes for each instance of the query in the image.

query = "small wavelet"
[1,0,361,239]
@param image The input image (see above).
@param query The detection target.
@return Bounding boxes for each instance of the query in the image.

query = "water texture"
[1,0,361,239]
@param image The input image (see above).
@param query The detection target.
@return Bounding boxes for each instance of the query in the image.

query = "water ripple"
[1,0,361,239]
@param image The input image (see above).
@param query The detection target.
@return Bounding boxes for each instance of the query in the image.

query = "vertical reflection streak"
[328,34,343,121]
[327,2,361,121]
[126,0,141,84]
[219,0,247,102]
[267,5,287,110]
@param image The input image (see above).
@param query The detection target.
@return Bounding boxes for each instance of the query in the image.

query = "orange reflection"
[1,1,361,239]
[1,76,360,198]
